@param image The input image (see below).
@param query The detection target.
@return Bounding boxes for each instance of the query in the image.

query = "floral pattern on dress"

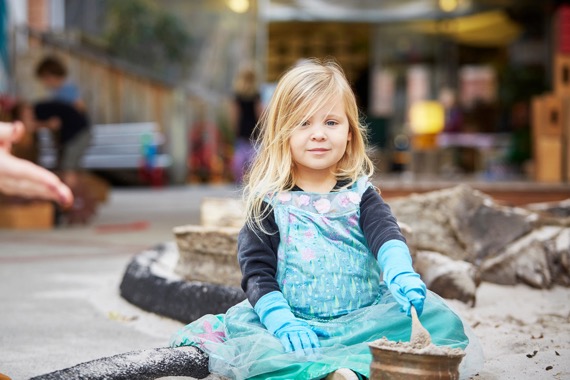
[313,198,331,214]
[271,176,382,319]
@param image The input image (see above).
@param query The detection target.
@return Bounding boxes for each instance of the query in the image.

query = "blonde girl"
[171,59,482,380]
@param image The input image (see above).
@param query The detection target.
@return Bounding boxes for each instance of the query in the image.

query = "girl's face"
[289,95,351,178]
[39,74,64,90]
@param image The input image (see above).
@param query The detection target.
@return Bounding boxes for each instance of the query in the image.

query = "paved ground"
[0,184,239,379]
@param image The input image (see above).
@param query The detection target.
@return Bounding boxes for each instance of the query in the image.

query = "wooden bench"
[37,122,172,185]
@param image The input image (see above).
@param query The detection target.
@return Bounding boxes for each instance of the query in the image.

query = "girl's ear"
[347,129,352,141]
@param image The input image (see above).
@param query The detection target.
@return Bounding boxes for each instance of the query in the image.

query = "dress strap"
[354,176,373,196]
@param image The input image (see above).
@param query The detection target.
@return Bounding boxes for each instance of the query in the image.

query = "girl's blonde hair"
[244,58,374,232]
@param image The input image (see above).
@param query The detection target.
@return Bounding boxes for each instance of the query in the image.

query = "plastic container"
[369,342,465,380]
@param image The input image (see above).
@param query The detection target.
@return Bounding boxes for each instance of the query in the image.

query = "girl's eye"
[326,120,338,126]
[300,121,310,127]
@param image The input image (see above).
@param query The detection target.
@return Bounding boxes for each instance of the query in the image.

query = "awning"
[409,10,522,47]
[260,0,473,23]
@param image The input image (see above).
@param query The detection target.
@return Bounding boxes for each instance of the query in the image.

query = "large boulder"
[414,250,480,305]
[389,185,538,263]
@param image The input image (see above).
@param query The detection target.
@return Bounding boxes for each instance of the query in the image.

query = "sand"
[446,282,570,380]
[92,278,570,380]
[369,337,465,357]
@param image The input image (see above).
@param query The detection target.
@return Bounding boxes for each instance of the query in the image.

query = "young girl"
[171,59,482,379]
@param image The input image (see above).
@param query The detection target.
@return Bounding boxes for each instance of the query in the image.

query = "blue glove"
[254,291,327,355]
[378,239,426,316]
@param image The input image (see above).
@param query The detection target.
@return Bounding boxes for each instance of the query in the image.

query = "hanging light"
[439,0,460,13]
[227,0,250,13]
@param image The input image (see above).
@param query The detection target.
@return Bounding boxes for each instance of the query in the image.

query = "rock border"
[119,242,246,324]
[30,347,210,380]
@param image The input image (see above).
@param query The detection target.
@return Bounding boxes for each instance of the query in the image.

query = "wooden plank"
[540,94,563,136]
[554,54,570,97]
[535,136,563,182]
[0,201,53,230]
[562,95,570,183]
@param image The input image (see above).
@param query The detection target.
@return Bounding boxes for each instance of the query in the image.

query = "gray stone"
[549,227,570,286]
[201,197,246,228]
[414,250,480,306]
[525,199,570,218]
[389,188,465,261]
[480,226,562,288]
[174,225,242,287]
[390,185,538,263]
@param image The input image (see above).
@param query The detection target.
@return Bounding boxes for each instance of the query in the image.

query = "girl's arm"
[237,202,281,306]
[359,187,426,316]
[359,186,406,256]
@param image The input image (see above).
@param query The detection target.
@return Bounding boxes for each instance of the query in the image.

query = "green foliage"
[104,0,190,70]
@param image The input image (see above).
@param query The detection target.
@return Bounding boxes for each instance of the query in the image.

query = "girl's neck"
[294,172,337,193]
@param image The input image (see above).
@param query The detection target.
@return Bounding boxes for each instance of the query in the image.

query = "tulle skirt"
[170,287,483,380]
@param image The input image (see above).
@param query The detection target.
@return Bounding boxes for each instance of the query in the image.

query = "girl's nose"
[310,125,326,141]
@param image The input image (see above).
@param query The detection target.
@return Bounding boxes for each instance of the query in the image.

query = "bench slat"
[37,122,172,171]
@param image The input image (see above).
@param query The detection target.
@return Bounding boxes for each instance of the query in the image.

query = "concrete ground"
[0,184,240,379]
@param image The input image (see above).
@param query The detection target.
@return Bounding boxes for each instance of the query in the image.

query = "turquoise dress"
[171,177,482,379]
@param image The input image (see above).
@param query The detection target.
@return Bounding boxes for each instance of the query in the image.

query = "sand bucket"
[369,339,465,380]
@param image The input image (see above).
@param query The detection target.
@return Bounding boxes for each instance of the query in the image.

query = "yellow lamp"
[409,101,445,150]
[227,0,249,13]
[409,101,445,135]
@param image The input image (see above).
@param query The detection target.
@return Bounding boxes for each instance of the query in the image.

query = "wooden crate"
[534,136,564,182]
[0,201,54,229]
[531,94,567,182]
[554,54,570,97]
[541,94,564,136]
[564,96,570,181]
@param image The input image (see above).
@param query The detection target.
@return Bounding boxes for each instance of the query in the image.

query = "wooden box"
[0,201,54,229]
[534,136,564,182]
[531,95,565,182]
[539,95,563,136]
[554,54,570,97]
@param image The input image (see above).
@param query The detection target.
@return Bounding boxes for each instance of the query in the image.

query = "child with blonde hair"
[171,59,482,379]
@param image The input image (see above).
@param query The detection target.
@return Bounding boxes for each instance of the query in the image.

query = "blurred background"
[0,0,569,228]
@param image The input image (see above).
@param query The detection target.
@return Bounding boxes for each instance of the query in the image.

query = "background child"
[32,56,91,190]
[171,59,482,379]
[14,100,91,189]
[230,66,262,183]
[35,55,86,112]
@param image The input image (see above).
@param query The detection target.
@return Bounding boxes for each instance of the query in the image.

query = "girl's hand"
[274,319,328,355]
[254,291,328,356]
[389,272,426,316]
